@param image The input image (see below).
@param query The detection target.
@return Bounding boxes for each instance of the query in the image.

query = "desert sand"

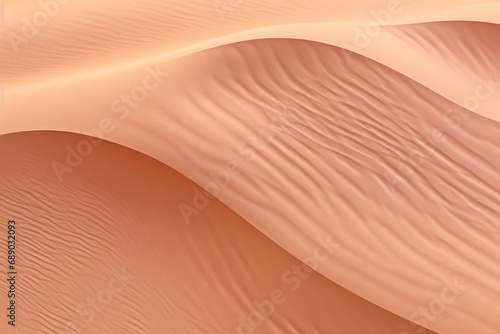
[0,0,499,333]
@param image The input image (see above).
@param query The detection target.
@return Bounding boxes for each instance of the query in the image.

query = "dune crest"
[1,1,499,333]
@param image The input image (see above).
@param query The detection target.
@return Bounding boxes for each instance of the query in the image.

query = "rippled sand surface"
[0,1,499,333]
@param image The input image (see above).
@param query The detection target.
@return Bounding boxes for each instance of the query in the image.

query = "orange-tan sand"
[0,1,499,333]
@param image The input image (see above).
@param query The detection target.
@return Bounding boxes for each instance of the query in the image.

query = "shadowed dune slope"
[0,131,438,334]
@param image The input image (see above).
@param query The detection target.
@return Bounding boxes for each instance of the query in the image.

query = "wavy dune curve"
[0,130,439,334]
[0,1,499,334]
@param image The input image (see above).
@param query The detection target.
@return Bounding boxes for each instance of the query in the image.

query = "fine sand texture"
[0,1,499,333]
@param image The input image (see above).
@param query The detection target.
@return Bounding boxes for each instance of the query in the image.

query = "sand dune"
[0,0,499,333]
[0,131,439,334]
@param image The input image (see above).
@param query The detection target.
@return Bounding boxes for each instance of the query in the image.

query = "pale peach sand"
[0,0,499,333]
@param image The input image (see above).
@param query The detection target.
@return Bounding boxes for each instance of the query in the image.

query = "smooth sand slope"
[0,1,499,333]
[0,131,438,334]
